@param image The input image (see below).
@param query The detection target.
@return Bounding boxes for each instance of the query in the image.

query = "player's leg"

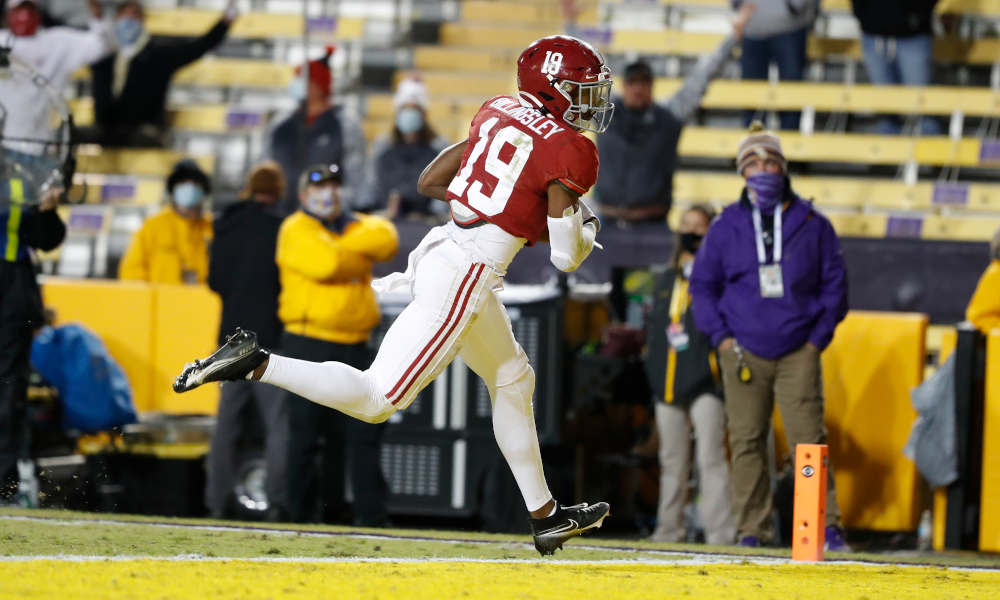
[179,240,497,423]
[459,294,608,556]
[458,294,550,512]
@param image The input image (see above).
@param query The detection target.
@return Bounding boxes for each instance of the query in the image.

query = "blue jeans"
[861,33,942,135]
[740,27,809,131]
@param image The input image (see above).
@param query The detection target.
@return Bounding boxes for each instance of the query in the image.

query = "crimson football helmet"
[516,35,614,134]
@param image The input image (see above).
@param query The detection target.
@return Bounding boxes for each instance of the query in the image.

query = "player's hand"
[719,337,735,352]
[39,187,63,211]
[732,2,756,41]
[224,0,240,24]
[806,341,820,353]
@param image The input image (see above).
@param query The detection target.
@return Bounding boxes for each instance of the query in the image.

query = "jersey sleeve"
[554,136,600,196]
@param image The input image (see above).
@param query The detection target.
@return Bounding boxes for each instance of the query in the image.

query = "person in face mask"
[1,0,113,154]
[273,163,399,525]
[80,0,237,148]
[642,204,736,546]
[358,76,449,220]
[119,160,213,284]
[688,121,850,551]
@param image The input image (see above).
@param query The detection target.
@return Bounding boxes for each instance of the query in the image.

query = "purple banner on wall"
[226,110,263,130]
[979,140,1000,165]
[932,182,969,207]
[308,17,336,34]
[885,216,923,239]
[100,181,137,203]
[577,26,612,47]
[68,212,105,231]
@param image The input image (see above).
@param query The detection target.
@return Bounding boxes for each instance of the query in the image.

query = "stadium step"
[144,9,364,40]
[74,58,294,90]
[678,127,983,167]
[654,79,1000,117]
[76,148,215,178]
[395,70,515,99]
[460,0,598,27]
[440,22,562,50]
[673,172,1000,212]
[414,46,519,73]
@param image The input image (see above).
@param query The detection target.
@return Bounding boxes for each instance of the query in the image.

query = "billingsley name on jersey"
[488,97,566,140]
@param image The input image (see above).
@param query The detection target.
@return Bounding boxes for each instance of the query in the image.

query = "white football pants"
[260,237,553,511]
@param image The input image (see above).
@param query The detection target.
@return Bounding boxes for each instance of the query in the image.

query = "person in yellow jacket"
[967,225,1000,335]
[277,163,399,524]
[119,160,213,284]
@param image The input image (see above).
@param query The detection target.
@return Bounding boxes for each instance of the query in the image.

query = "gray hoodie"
[732,0,819,39]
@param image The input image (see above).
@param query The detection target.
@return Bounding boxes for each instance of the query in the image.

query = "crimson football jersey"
[446,95,600,246]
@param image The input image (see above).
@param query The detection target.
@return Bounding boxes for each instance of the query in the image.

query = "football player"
[174,36,612,555]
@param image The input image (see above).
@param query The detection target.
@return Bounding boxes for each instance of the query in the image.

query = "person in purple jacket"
[689,122,850,551]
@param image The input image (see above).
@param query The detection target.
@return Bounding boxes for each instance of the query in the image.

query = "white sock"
[547,504,558,517]
[260,354,395,423]
[490,368,553,513]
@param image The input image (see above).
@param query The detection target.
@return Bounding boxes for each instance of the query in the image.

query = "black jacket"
[0,209,66,330]
[595,102,683,210]
[645,266,721,409]
[91,19,230,130]
[208,201,284,349]
[851,0,938,38]
[269,107,345,213]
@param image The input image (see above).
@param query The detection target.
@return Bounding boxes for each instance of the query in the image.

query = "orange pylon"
[791,444,828,562]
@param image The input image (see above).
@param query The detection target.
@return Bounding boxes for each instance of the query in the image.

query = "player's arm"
[417,139,469,202]
[546,181,599,272]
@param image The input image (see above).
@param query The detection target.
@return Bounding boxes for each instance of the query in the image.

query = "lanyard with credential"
[751,205,782,265]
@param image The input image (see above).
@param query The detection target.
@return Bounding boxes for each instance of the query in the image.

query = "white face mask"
[305,186,340,218]
[173,182,204,209]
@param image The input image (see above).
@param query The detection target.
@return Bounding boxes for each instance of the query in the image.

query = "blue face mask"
[173,182,205,209]
[395,107,424,135]
[288,78,307,101]
[115,18,143,46]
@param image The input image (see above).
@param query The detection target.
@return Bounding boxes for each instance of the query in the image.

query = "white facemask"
[305,186,339,218]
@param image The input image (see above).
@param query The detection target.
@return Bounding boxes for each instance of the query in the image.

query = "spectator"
[733,0,817,131]
[361,76,449,220]
[205,161,288,521]
[689,123,850,549]
[277,164,398,524]
[966,225,1000,335]
[1,0,113,155]
[82,0,238,147]
[0,186,66,500]
[645,205,735,545]
[119,160,212,284]
[851,0,942,135]
[268,49,366,214]
[595,3,755,227]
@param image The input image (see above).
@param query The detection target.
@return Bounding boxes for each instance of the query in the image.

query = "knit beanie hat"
[736,121,788,175]
[242,161,285,200]
[297,46,335,95]
[393,75,429,112]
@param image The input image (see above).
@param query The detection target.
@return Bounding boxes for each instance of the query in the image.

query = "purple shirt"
[689,192,848,360]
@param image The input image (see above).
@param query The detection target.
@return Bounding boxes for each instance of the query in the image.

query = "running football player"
[174,36,613,555]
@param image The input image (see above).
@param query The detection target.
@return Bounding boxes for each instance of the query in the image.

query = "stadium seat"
[73,58,294,90]
[677,128,983,167]
[69,98,265,135]
[440,23,561,50]
[673,172,1000,212]
[144,9,364,41]
[70,175,165,205]
[460,0,598,26]
[76,148,215,178]
[653,79,1000,118]
[413,46,519,73]
[606,0,996,17]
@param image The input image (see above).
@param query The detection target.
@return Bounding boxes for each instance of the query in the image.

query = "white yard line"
[4,514,998,572]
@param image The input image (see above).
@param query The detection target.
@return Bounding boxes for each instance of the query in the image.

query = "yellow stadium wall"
[774,311,926,532]
[41,278,221,415]
[980,331,1000,552]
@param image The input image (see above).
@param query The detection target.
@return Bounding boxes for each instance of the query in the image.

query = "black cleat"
[173,328,270,393]
[530,502,610,556]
